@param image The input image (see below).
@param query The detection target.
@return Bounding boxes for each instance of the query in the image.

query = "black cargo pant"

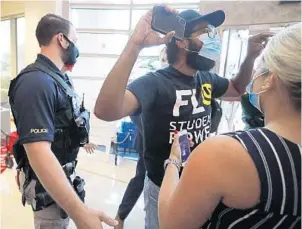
[117,153,146,220]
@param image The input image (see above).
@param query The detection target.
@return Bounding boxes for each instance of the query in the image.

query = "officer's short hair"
[36,14,72,47]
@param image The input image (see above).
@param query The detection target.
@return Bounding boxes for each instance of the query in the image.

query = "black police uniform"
[8,54,89,217]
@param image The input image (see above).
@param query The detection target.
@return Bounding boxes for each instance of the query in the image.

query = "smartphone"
[178,130,191,166]
[151,6,186,40]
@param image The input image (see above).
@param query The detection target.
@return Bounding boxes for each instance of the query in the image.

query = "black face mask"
[186,40,215,71]
[61,35,79,66]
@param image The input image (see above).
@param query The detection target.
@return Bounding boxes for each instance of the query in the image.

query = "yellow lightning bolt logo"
[201,84,212,106]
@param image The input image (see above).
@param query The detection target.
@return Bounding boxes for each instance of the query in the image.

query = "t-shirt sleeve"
[127,73,158,114]
[13,72,57,144]
[209,72,229,98]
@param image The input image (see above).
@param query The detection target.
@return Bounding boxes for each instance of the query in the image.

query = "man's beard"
[60,46,70,65]
[186,40,216,71]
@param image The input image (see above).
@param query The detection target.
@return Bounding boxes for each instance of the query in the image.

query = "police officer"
[9,14,118,229]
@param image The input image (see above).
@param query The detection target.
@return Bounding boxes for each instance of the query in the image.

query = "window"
[0,17,26,105]
[70,1,199,80]
[132,0,199,3]
[217,29,250,134]
[131,10,148,29]
[72,78,105,110]
[71,0,130,3]
[17,17,26,73]
[0,20,11,104]
[70,57,118,78]
[71,9,130,30]
[77,33,128,55]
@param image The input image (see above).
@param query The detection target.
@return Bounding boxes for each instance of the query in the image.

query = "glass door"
[217,29,249,133]
[0,20,11,106]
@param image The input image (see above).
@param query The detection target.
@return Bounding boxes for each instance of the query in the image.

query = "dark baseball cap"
[178,10,225,36]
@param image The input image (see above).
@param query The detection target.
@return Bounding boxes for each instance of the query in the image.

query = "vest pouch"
[74,109,90,146]
[73,176,85,202]
[51,129,68,163]
[34,191,54,211]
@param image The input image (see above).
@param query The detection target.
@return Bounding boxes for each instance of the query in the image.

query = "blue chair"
[113,121,138,165]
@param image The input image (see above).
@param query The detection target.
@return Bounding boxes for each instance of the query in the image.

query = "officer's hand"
[129,6,176,49]
[75,208,118,229]
[246,33,274,59]
[83,143,97,154]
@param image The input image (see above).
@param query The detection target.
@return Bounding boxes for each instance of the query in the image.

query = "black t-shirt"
[127,66,229,186]
[12,54,71,145]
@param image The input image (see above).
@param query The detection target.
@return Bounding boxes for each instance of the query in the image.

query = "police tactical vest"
[8,61,89,172]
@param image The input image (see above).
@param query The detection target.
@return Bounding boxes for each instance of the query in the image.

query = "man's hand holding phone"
[129,6,177,50]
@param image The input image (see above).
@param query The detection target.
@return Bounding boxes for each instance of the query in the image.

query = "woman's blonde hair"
[262,23,301,110]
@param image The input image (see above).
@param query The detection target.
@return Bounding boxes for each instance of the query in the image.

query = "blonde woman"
[159,23,301,229]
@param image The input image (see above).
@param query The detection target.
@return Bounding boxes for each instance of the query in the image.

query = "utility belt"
[20,161,85,219]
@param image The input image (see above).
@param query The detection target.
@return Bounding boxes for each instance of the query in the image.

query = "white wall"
[1,1,24,19]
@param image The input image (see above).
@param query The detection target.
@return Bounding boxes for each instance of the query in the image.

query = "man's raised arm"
[94,8,175,121]
[223,33,273,98]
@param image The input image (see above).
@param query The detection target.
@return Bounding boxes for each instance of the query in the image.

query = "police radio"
[80,93,85,112]
[74,93,90,146]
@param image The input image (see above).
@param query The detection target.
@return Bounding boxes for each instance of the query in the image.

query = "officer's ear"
[56,33,69,49]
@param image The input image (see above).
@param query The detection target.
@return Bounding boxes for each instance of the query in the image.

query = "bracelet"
[164,159,181,172]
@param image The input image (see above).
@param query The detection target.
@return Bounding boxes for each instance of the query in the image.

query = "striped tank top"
[202,128,301,229]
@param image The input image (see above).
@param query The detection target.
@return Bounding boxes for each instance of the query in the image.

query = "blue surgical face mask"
[246,71,269,113]
[198,33,221,61]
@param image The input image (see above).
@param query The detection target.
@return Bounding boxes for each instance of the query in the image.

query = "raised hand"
[247,32,274,58]
[129,6,177,49]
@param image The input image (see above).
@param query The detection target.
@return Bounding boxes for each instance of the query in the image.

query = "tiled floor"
[0,149,145,229]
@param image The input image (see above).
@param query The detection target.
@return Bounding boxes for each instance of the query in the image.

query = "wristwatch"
[164,159,182,172]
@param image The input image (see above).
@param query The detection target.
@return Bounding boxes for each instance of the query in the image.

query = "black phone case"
[151,6,185,41]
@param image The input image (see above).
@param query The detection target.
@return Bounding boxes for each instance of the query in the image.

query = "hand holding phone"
[129,7,176,49]
[178,130,191,166]
[151,6,186,40]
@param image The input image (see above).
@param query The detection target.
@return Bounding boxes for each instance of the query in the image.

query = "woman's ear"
[176,39,188,49]
[262,73,275,90]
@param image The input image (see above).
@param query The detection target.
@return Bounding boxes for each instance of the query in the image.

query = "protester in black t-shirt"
[115,47,168,228]
[94,7,271,229]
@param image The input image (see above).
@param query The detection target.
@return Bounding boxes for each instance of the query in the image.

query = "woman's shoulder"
[191,132,253,171]
[191,131,262,208]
